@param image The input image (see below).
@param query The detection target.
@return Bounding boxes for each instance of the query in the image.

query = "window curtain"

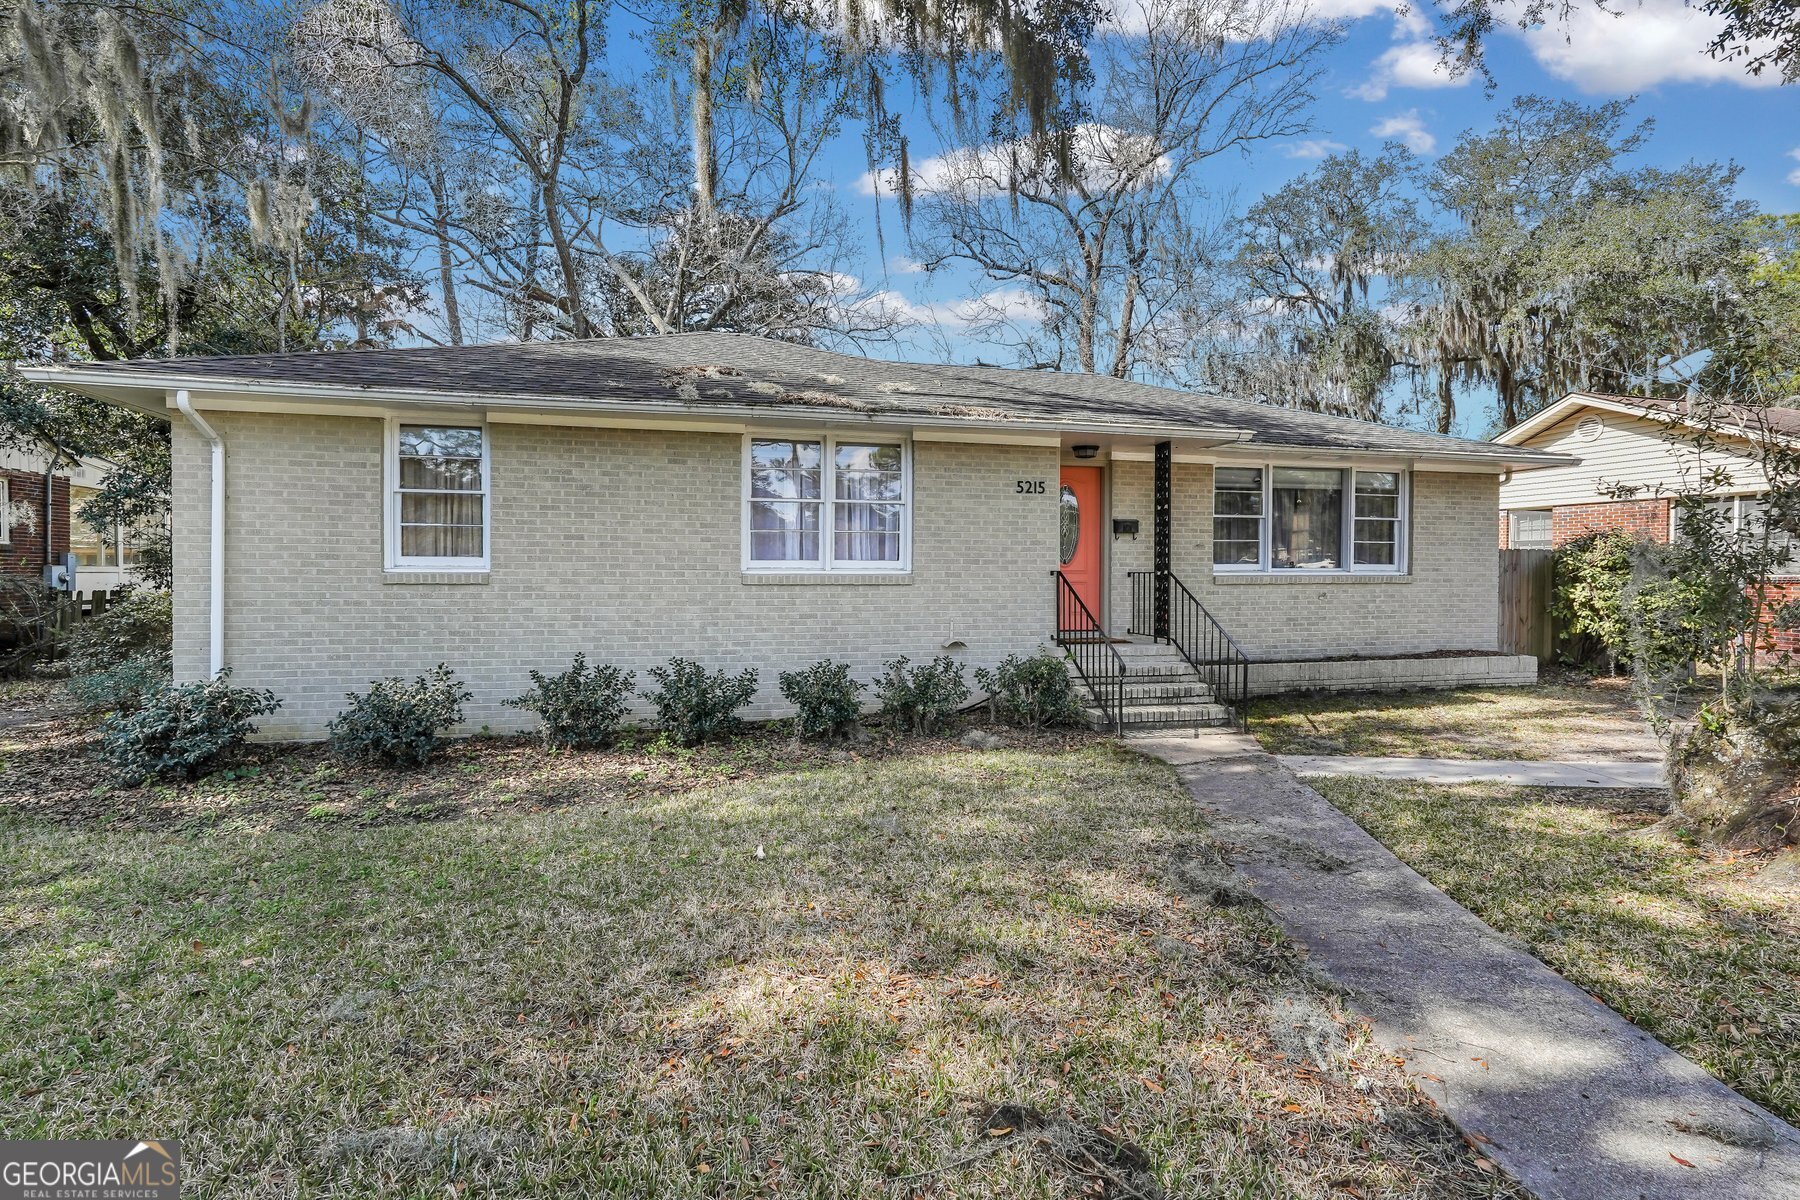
[833,443,903,563]
[1271,468,1343,569]
[397,426,485,558]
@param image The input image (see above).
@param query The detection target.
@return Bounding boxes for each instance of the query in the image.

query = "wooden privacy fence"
[1498,549,1556,658]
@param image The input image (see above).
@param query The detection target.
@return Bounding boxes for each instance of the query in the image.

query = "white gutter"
[173,390,225,678]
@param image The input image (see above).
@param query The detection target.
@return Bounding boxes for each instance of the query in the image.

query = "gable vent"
[1575,414,1604,442]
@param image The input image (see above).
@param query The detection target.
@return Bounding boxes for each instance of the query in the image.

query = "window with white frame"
[0,477,9,544]
[1686,494,1800,574]
[1508,510,1552,550]
[1214,465,1407,573]
[388,423,488,568]
[746,436,909,571]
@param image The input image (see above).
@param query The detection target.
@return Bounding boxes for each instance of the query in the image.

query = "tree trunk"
[1111,272,1139,378]
[429,164,464,346]
[691,31,718,223]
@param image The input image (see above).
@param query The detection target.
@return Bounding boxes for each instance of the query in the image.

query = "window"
[389,423,488,568]
[0,477,8,545]
[745,436,909,571]
[1059,484,1081,564]
[1690,494,1800,574]
[68,484,117,568]
[1214,465,1407,574]
[1212,467,1264,568]
[1508,510,1552,550]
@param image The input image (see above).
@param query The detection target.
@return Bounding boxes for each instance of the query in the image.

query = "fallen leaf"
[986,1127,1015,1138]
[1139,1076,1164,1093]
[1670,1154,1696,1169]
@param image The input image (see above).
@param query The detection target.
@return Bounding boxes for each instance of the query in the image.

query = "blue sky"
[697,0,1796,434]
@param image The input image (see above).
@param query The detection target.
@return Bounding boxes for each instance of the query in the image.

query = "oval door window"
[1059,484,1080,564]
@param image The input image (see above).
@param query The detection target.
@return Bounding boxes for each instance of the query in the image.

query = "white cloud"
[853,285,1043,330]
[1349,40,1471,100]
[1371,110,1435,154]
[1788,149,1800,187]
[1509,0,1781,93]
[888,256,927,275]
[1282,137,1349,159]
[1101,0,1408,39]
[857,123,1171,199]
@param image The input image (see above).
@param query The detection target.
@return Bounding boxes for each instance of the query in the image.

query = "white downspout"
[174,390,225,678]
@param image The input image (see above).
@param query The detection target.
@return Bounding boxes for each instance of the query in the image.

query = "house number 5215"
[1016,480,1046,494]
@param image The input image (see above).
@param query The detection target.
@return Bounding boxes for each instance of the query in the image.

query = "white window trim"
[741,432,912,574]
[1213,465,1409,576]
[384,417,492,573]
[0,477,9,545]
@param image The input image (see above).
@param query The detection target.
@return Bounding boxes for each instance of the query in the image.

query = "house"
[1494,390,1800,656]
[20,333,1565,739]
[0,447,146,597]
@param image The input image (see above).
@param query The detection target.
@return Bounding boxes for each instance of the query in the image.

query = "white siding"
[1500,408,1769,510]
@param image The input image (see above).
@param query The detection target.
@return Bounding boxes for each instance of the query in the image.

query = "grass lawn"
[1313,777,1800,1125]
[0,703,1519,1198]
[1249,676,1658,762]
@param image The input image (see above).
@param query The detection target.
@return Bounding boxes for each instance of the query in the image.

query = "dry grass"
[1314,777,1800,1125]
[1250,677,1658,762]
[0,714,1522,1197]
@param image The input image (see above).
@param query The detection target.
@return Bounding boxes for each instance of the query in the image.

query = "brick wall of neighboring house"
[1497,510,1509,549]
[1760,580,1800,659]
[1550,498,1671,547]
[0,469,70,579]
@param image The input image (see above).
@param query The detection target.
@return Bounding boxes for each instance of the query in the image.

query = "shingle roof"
[30,331,1547,460]
[1587,392,1800,440]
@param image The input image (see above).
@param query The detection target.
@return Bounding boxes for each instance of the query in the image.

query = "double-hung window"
[1214,464,1407,574]
[0,477,9,545]
[388,423,489,569]
[745,436,909,571]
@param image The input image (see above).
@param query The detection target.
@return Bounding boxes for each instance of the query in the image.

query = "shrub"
[872,655,969,735]
[328,664,472,769]
[67,651,172,714]
[505,654,635,749]
[1551,530,1635,669]
[1669,696,1800,849]
[644,657,759,745]
[975,650,1083,728]
[62,592,172,675]
[97,669,280,784]
[777,659,866,740]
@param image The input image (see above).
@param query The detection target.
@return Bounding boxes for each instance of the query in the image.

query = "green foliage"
[975,651,1084,728]
[872,655,969,735]
[777,659,866,740]
[328,664,472,769]
[504,654,635,750]
[1552,531,1636,666]
[97,669,280,784]
[644,658,759,746]
[68,652,171,715]
[61,592,172,675]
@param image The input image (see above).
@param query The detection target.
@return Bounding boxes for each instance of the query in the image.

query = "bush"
[644,658,759,745]
[62,592,172,675]
[1669,697,1800,849]
[872,655,969,735]
[777,659,866,741]
[505,654,635,749]
[97,669,280,784]
[67,651,172,714]
[328,664,472,769]
[1552,531,1635,669]
[975,651,1083,728]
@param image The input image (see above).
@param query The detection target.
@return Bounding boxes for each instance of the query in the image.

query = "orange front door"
[1059,466,1104,620]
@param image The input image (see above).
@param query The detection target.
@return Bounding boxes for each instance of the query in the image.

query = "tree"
[1206,147,1426,420]
[898,0,1335,378]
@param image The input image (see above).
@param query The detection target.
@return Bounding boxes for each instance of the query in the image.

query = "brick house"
[22,334,1567,739]
[1494,391,1800,655]
[0,449,70,582]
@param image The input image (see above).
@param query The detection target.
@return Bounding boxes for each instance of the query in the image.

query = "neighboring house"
[0,447,144,597]
[22,334,1565,739]
[1494,390,1800,654]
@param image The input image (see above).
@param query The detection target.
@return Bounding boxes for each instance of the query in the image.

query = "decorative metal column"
[1154,440,1172,640]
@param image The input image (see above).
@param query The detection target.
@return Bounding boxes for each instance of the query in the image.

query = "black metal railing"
[1127,570,1251,730]
[1053,570,1125,734]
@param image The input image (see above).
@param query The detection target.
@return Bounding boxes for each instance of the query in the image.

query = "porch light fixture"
[1071,444,1100,459]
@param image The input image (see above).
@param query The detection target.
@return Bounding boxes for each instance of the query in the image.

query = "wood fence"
[1498,549,1556,658]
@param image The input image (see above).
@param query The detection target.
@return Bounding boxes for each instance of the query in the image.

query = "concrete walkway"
[1278,754,1666,789]
[1132,730,1800,1200]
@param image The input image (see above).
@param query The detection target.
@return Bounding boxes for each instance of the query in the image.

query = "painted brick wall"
[0,469,69,579]
[1550,499,1671,546]
[1104,461,1502,659]
[172,413,1062,739]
